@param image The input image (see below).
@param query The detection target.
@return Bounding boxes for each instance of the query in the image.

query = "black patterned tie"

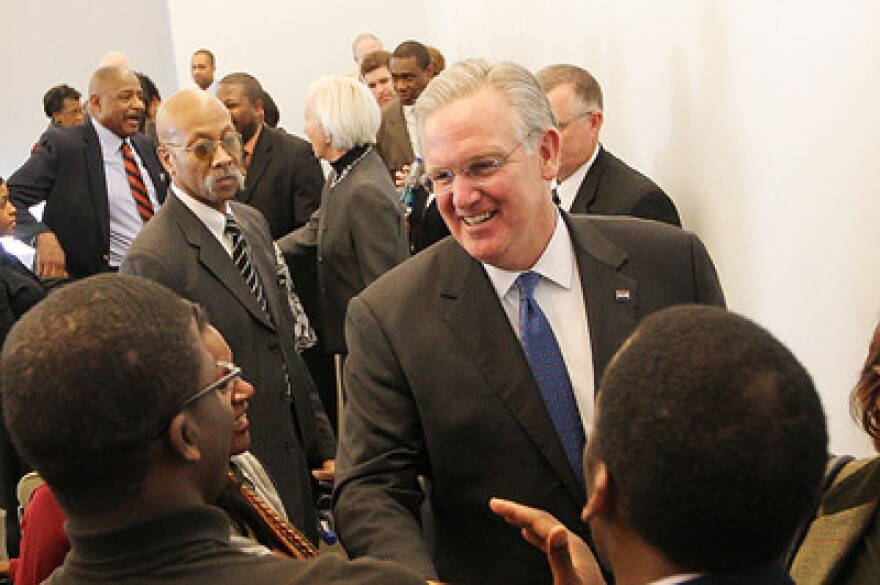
[225,214,268,315]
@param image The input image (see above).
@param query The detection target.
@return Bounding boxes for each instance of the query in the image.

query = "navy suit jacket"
[334,213,725,584]
[570,146,681,228]
[8,122,166,278]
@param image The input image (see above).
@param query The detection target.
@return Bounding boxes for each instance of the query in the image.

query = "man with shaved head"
[9,65,166,278]
[121,89,336,545]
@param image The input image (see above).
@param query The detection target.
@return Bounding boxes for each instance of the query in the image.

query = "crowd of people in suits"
[0,33,874,585]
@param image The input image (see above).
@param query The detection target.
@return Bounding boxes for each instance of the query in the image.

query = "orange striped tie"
[121,141,154,222]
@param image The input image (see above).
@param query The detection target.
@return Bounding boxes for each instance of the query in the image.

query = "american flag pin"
[615,289,631,302]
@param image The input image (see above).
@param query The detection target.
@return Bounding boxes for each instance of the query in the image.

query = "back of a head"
[392,40,431,70]
[1,275,204,516]
[307,75,380,150]
[594,305,828,572]
[415,59,555,155]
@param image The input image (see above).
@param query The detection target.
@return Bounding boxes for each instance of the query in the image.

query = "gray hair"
[306,75,380,150]
[414,59,556,154]
[536,63,604,113]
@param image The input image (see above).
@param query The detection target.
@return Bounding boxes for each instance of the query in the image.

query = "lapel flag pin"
[615,289,631,302]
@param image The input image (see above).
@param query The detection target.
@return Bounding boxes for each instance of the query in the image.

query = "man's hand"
[35,231,68,278]
[490,497,605,585]
[312,459,335,483]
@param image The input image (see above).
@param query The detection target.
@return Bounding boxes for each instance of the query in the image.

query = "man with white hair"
[334,59,725,584]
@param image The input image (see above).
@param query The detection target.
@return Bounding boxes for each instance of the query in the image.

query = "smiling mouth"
[462,211,496,226]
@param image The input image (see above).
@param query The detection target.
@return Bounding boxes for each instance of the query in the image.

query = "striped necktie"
[121,141,154,222]
[224,214,269,315]
[516,270,586,486]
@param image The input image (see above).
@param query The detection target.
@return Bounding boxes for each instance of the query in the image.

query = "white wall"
[1,0,878,456]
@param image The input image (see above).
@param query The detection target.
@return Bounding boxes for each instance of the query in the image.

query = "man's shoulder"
[358,237,464,302]
[263,126,312,154]
[595,148,664,195]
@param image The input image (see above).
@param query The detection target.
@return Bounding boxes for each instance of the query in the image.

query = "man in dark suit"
[121,89,335,544]
[9,66,166,279]
[215,73,324,239]
[537,64,681,227]
[333,59,725,584]
[492,306,828,585]
[375,40,433,177]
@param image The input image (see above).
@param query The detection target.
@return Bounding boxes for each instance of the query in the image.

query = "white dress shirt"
[484,210,595,435]
[173,185,235,255]
[93,119,160,267]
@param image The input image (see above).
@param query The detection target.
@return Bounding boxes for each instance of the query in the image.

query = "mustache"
[204,165,246,193]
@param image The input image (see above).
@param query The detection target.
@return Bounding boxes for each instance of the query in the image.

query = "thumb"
[547,526,580,585]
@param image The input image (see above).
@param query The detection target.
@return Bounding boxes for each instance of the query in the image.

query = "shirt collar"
[243,123,264,160]
[483,208,574,300]
[92,117,126,157]
[171,184,230,240]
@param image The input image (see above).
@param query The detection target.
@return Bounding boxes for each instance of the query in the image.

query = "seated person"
[788,322,880,584]
[8,318,316,585]
[1,274,430,584]
[491,305,828,585]
[0,175,46,559]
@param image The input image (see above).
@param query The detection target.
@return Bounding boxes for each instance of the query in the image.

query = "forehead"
[167,100,234,142]
[422,88,515,165]
[216,83,249,103]
[101,72,140,96]
[364,66,391,82]
[545,83,577,115]
[390,56,424,74]
[202,326,232,361]
[192,53,212,66]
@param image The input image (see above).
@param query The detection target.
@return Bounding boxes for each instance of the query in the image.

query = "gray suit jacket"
[121,194,334,543]
[571,146,681,227]
[278,149,409,354]
[334,213,725,584]
[8,123,167,277]
[375,99,415,176]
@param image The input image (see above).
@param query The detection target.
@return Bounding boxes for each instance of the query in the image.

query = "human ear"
[582,460,612,522]
[167,413,202,463]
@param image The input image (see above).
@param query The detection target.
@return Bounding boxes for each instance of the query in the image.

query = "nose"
[450,174,482,210]
[212,141,234,167]
[232,377,255,405]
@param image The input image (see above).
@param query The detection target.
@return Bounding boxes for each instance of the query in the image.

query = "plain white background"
[1,0,878,457]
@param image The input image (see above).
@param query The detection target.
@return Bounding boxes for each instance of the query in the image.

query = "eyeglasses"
[421,134,533,195]
[163,133,243,161]
[151,360,242,438]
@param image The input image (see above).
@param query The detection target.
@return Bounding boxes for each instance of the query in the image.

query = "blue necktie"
[516,271,585,487]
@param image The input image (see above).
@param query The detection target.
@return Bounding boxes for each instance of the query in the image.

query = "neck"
[559,142,599,183]
[601,527,686,585]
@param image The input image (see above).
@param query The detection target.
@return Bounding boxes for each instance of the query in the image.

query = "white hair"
[305,75,381,150]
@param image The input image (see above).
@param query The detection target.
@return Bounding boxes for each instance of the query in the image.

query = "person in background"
[788,322,880,584]
[191,48,217,92]
[278,75,409,420]
[492,305,828,585]
[360,50,396,108]
[351,33,383,68]
[537,63,681,226]
[427,46,446,75]
[42,85,84,128]
[0,176,46,561]
[261,89,280,128]
[136,72,161,142]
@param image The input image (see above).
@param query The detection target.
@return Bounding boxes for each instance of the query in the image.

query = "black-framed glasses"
[151,360,242,438]
[163,133,243,161]
[421,132,534,195]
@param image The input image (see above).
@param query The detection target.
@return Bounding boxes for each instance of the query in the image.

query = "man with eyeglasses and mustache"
[333,60,725,585]
[8,66,167,279]
[121,89,336,547]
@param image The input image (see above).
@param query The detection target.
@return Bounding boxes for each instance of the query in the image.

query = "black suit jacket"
[570,146,681,227]
[239,125,324,239]
[121,193,335,543]
[334,213,725,584]
[8,122,166,278]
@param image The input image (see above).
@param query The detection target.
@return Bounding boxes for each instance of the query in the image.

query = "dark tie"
[121,141,154,222]
[224,214,268,315]
[516,271,585,486]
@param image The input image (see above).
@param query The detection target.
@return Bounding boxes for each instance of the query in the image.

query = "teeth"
[463,211,495,225]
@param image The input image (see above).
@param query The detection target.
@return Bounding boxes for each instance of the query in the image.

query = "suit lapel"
[83,124,110,248]
[168,195,274,330]
[132,134,167,203]
[242,126,271,204]
[565,214,638,383]
[572,146,607,213]
[439,246,584,503]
